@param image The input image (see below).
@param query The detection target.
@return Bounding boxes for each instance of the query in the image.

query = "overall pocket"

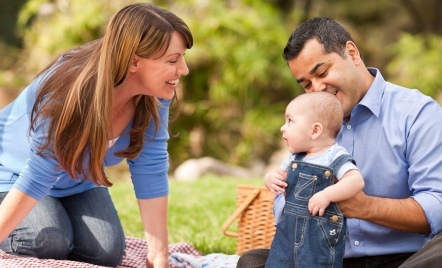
[318,219,342,250]
[294,215,307,247]
[294,173,318,201]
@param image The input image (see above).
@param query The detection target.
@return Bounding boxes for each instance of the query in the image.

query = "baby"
[264,92,364,268]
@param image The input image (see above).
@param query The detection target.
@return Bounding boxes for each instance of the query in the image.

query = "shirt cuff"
[131,171,169,199]
[413,192,442,237]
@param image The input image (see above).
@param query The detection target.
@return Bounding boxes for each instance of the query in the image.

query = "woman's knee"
[5,194,74,259]
[96,235,126,267]
[15,226,73,259]
[70,232,126,267]
[94,244,126,267]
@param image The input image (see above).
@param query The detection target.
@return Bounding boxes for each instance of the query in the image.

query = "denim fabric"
[0,188,126,267]
[265,153,353,268]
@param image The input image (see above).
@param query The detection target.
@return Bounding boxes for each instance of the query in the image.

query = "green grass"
[108,174,263,255]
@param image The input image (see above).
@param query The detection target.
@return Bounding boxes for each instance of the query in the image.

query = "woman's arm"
[137,195,169,268]
[0,187,38,243]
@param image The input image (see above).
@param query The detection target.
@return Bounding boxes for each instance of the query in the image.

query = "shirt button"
[347,125,352,130]
[354,241,360,246]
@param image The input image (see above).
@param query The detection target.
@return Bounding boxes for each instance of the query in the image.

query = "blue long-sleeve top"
[0,74,170,201]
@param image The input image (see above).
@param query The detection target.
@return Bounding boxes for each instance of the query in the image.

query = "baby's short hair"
[291,92,343,137]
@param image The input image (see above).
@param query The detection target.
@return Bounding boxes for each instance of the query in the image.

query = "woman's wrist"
[147,251,169,268]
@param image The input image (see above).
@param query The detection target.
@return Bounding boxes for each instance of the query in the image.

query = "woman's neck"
[111,84,138,139]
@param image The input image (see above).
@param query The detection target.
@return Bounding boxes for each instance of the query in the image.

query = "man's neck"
[345,67,376,122]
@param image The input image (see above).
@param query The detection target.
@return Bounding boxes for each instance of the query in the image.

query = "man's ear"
[345,41,362,66]
[129,54,140,73]
[311,122,323,140]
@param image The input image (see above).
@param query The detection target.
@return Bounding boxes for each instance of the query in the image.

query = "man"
[237,17,442,268]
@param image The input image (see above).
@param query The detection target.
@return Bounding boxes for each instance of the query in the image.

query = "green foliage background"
[1,0,442,169]
[108,176,263,254]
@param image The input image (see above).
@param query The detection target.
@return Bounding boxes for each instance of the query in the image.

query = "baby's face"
[280,101,313,154]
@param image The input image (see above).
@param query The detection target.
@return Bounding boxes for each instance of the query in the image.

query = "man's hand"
[337,190,369,219]
[308,191,331,216]
[264,170,287,195]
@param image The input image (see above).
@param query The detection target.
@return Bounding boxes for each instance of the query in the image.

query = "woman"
[0,3,192,267]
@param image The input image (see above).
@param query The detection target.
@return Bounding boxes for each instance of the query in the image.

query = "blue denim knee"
[0,188,125,267]
[15,226,74,259]
[0,192,74,259]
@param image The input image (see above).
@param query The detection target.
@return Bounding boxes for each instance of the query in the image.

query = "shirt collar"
[355,68,386,118]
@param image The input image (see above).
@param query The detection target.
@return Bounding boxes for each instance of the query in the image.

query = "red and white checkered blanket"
[0,236,202,268]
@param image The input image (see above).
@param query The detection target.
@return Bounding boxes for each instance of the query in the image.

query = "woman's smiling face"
[130,31,189,99]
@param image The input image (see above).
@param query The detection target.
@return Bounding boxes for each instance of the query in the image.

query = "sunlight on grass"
[108,174,263,255]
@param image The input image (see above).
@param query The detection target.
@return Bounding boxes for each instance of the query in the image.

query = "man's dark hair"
[283,17,356,61]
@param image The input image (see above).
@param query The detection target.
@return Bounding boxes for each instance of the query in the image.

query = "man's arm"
[338,192,430,233]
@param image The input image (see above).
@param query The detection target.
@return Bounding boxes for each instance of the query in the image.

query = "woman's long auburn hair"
[30,3,193,187]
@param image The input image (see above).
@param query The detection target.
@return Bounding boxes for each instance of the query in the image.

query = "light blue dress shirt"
[0,73,170,201]
[337,68,442,258]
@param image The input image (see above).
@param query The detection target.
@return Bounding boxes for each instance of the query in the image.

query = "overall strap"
[294,152,307,161]
[329,154,356,174]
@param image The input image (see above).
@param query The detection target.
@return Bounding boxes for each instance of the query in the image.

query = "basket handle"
[221,188,261,237]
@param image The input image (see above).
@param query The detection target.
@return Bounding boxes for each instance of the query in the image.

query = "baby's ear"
[311,122,323,140]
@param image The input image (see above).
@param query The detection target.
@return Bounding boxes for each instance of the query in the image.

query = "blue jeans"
[265,153,353,268]
[0,187,126,267]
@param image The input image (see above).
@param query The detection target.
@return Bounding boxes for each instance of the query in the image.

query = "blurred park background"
[1,0,442,254]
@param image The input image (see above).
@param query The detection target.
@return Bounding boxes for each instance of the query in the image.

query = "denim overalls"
[265,153,354,268]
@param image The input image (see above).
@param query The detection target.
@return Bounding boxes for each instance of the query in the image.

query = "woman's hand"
[146,252,168,268]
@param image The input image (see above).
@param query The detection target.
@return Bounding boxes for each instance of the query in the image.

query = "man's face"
[287,39,363,121]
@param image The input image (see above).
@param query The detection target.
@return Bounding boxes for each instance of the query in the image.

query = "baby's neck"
[304,140,335,158]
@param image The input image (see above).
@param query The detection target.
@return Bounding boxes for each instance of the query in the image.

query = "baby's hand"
[264,170,287,196]
[308,191,331,216]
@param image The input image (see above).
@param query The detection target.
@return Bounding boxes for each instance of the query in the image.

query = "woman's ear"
[311,122,323,140]
[129,54,139,73]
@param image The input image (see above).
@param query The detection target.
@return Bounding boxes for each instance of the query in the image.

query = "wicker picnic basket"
[221,185,276,255]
